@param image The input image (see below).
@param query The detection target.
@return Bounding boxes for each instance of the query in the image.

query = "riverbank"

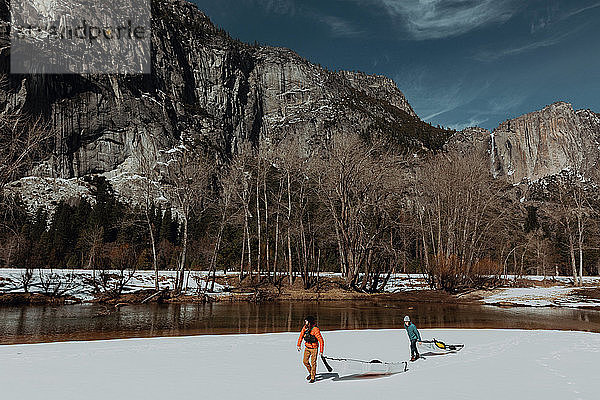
[2,269,600,309]
[0,292,80,306]
[1,329,598,399]
[0,268,439,305]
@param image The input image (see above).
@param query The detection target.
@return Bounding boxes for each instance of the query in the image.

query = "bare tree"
[0,111,51,191]
[82,225,104,290]
[413,151,509,292]
[205,166,235,292]
[0,106,52,242]
[0,231,26,268]
[228,145,254,282]
[274,140,298,286]
[271,173,285,281]
[311,133,398,288]
[38,269,78,297]
[275,137,324,288]
[544,173,595,286]
[98,243,137,296]
[135,139,161,290]
[158,138,214,294]
[19,268,35,293]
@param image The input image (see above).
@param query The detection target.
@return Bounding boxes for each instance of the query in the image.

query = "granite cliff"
[492,102,600,183]
[2,0,599,210]
[0,0,439,182]
[448,102,600,185]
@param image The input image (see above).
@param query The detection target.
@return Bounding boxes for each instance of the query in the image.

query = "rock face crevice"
[1,0,432,186]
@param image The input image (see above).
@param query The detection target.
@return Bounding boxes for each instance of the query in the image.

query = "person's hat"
[404,316,410,322]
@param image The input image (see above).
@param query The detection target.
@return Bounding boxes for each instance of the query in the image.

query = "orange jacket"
[297,325,324,353]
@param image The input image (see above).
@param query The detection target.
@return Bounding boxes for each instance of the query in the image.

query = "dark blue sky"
[193,0,600,130]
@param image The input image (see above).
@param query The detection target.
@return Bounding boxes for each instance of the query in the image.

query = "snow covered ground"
[0,269,429,301]
[524,275,600,285]
[482,286,600,308]
[0,268,231,301]
[1,329,598,400]
[1,267,600,308]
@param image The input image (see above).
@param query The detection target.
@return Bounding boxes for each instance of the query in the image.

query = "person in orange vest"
[297,316,324,383]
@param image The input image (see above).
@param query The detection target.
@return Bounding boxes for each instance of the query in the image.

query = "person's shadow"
[315,372,403,382]
[315,373,339,382]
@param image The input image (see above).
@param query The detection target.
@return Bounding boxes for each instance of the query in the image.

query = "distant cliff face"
[446,102,600,185]
[0,0,432,188]
[492,102,600,183]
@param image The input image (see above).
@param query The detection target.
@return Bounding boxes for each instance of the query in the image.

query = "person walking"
[297,316,324,383]
[404,315,421,361]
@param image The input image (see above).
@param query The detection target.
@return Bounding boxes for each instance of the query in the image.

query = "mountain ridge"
[1,0,599,210]
[0,0,444,180]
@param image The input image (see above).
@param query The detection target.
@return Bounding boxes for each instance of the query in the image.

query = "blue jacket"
[405,323,421,341]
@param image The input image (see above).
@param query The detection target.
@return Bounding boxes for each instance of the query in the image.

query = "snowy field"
[0,329,598,400]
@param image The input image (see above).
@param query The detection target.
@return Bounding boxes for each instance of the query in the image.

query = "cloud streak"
[354,0,519,40]
[248,0,297,16]
[394,67,492,126]
[473,24,588,62]
[318,15,363,38]
[243,1,362,38]
[561,1,600,20]
[528,1,600,34]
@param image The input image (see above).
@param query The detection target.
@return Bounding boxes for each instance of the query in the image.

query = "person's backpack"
[304,326,318,344]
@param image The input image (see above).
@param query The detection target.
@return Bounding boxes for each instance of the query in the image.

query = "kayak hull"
[324,358,408,377]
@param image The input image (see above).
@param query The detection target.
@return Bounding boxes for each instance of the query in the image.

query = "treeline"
[3,176,184,271]
[2,132,600,293]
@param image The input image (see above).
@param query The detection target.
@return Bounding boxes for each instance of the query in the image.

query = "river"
[1,301,600,345]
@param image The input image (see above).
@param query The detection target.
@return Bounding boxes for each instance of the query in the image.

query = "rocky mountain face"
[447,102,600,185]
[492,102,600,183]
[0,0,433,179]
[2,0,599,210]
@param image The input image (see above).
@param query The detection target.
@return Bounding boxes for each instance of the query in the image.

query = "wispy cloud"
[420,80,491,122]
[529,1,600,33]
[248,0,297,16]
[353,0,519,40]
[487,94,527,115]
[561,1,600,20]
[439,92,526,130]
[448,117,488,131]
[318,16,363,38]
[245,1,361,38]
[394,68,491,124]
[474,24,587,62]
[393,67,530,130]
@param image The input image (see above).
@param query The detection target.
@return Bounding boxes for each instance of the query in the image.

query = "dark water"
[1,301,600,345]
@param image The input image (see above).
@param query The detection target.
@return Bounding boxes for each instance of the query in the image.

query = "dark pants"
[410,339,419,358]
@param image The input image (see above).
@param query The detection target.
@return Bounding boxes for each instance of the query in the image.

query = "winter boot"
[306,375,311,381]
[309,378,315,383]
